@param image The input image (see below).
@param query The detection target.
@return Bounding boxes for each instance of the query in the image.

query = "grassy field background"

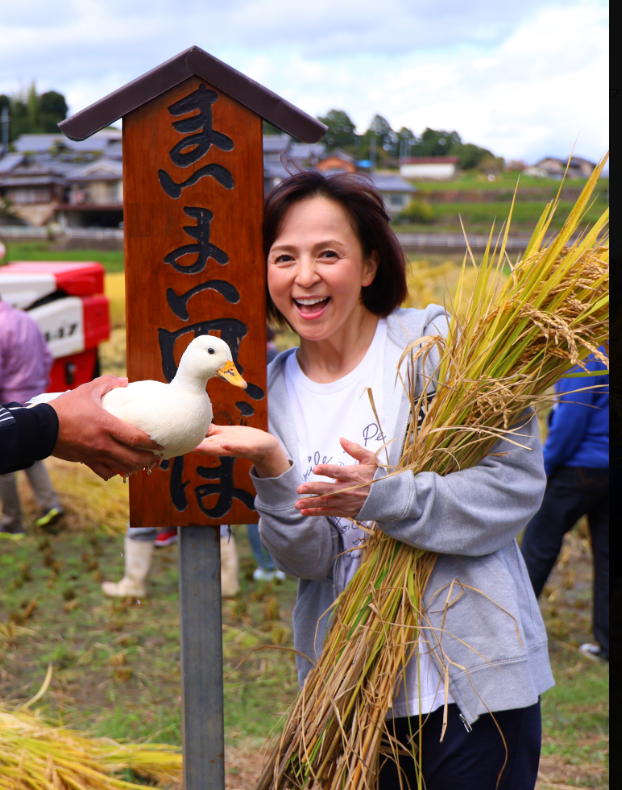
[0,253,609,788]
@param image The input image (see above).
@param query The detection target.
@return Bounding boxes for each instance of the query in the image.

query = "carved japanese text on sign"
[123,75,266,527]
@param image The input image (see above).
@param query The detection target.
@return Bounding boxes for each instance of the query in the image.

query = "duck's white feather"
[101,381,212,459]
[99,335,238,461]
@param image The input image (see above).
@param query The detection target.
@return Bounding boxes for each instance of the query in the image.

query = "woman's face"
[267,196,378,342]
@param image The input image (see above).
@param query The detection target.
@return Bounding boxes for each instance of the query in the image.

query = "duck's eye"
[208,348,215,355]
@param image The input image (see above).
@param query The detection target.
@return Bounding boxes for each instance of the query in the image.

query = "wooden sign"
[123,77,265,527]
[60,47,326,528]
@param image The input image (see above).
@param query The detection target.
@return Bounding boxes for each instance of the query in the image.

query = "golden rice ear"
[256,154,609,790]
[0,697,182,788]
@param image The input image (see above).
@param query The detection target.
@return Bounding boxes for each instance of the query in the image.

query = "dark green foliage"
[1,83,68,142]
[407,127,499,171]
[317,109,356,151]
[410,127,462,157]
[39,91,69,132]
[263,120,290,137]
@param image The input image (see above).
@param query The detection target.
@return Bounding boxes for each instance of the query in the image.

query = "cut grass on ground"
[1,242,124,272]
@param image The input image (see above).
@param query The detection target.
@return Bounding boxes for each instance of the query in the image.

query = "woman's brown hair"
[263,171,408,327]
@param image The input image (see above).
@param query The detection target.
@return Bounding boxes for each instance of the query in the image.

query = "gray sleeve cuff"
[251,458,301,512]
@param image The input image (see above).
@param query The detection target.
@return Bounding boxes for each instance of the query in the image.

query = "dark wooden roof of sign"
[59,46,327,143]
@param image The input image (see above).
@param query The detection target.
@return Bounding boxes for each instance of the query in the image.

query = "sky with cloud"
[0,0,609,164]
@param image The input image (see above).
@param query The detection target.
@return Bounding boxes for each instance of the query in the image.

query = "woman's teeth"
[295,297,328,306]
[293,296,330,317]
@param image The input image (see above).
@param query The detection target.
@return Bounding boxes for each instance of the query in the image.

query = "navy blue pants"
[521,465,609,657]
[379,701,541,789]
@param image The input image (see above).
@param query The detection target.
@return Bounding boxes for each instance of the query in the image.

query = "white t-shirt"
[283,319,452,717]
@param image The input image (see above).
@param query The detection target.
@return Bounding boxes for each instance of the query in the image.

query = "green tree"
[317,109,356,151]
[39,90,68,132]
[0,84,69,142]
[453,142,492,170]
[357,115,398,167]
[411,128,462,157]
[262,120,290,137]
[397,126,417,159]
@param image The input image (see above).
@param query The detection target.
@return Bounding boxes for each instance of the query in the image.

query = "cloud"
[0,0,608,163]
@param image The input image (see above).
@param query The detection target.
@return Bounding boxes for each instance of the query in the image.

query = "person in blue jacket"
[521,349,609,662]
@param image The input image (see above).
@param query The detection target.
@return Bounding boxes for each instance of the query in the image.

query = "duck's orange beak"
[216,359,247,389]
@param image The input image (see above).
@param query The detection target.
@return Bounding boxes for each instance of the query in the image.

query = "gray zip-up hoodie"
[252,305,554,724]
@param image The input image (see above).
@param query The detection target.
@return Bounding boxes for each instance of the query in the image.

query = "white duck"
[101,335,247,460]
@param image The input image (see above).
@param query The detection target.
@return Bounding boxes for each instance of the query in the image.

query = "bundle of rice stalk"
[255,156,609,790]
[0,701,181,790]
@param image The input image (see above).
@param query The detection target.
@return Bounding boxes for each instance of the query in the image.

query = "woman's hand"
[295,438,377,518]
[194,424,290,479]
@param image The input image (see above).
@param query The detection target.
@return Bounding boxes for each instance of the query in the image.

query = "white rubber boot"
[221,535,240,598]
[102,537,154,598]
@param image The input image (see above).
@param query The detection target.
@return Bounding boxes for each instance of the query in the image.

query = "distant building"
[316,150,357,174]
[527,157,597,179]
[0,159,71,226]
[56,159,123,228]
[369,174,416,216]
[12,130,122,156]
[399,156,458,180]
[262,135,327,194]
[263,161,291,197]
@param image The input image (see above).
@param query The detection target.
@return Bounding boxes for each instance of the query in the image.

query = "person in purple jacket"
[0,297,64,533]
[521,349,609,662]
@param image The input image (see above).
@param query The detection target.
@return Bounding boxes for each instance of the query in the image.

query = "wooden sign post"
[61,47,325,789]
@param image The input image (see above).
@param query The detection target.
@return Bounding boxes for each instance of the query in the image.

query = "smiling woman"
[195,170,551,789]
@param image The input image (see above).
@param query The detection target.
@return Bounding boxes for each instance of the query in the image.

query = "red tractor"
[0,261,111,391]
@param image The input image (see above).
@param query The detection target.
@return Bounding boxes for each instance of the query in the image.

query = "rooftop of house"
[319,149,356,164]
[0,153,25,174]
[534,156,597,168]
[12,130,122,155]
[67,159,123,182]
[369,174,416,192]
[263,161,292,179]
[263,135,291,154]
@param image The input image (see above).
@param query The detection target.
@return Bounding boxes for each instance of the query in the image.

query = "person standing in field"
[521,351,609,662]
[0,296,64,533]
[196,171,552,789]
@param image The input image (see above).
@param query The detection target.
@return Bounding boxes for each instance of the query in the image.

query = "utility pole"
[1,106,9,151]
[370,134,376,172]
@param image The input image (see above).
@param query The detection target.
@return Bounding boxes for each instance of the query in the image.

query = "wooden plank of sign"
[122,75,266,527]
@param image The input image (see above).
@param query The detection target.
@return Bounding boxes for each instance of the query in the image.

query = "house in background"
[0,158,73,226]
[0,130,125,227]
[12,130,122,157]
[526,157,597,179]
[316,150,357,174]
[56,158,123,228]
[1,130,416,227]
[399,156,458,180]
[262,134,326,194]
[369,174,416,216]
